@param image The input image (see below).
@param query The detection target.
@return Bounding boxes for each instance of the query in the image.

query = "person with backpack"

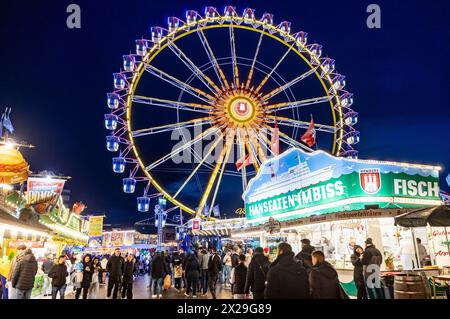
[230,254,247,299]
[264,243,309,299]
[244,247,270,299]
[309,250,341,299]
[48,256,69,299]
[207,246,222,299]
[361,238,383,299]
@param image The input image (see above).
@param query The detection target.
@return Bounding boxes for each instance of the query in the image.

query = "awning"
[0,208,52,237]
[394,205,450,227]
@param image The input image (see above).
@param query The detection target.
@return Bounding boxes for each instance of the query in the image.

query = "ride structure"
[104,6,359,220]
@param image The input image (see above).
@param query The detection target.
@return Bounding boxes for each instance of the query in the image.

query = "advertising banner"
[88,216,104,237]
[430,227,450,266]
[26,177,65,206]
[243,148,442,224]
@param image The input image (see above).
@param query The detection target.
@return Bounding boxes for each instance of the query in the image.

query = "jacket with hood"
[48,263,69,288]
[11,249,38,290]
[81,259,94,288]
[295,245,315,271]
[208,253,223,276]
[184,254,200,281]
[361,244,383,267]
[309,261,341,299]
[264,251,309,299]
[350,245,364,286]
[244,253,270,294]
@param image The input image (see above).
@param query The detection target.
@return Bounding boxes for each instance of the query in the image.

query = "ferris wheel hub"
[226,96,257,124]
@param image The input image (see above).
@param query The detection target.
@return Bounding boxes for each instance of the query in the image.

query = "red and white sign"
[26,177,66,205]
[359,169,381,194]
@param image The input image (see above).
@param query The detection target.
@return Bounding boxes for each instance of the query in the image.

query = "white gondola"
[107,93,120,110]
[113,73,127,90]
[168,17,182,33]
[137,197,151,212]
[342,150,359,159]
[261,13,274,32]
[204,6,220,19]
[135,39,150,56]
[340,92,354,107]
[123,55,135,72]
[331,74,346,90]
[151,27,165,44]
[345,131,360,145]
[112,157,126,173]
[293,31,308,47]
[309,44,323,59]
[344,111,358,126]
[223,6,237,19]
[104,114,118,130]
[242,8,256,24]
[277,21,291,34]
[123,178,137,194]
[321,58,335,75]
[106,136,120,152]
[186,10,199,25]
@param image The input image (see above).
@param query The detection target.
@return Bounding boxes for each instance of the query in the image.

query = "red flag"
[301,117,316,147]
[236,153,252,171]
[72,202,87,215]
[270,120,280,155]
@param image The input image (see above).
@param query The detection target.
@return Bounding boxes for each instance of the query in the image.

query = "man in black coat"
[264,243,309,299]
[48,256,69,299]
[244,247,270,299]
[295,239,315,272]
[361,238,383,299]
[351,245,366,299]
[121,254,137,299]
[309,250,341,299]
[231,254,247,299]
[106,248,125,299]
[11,249,38,299]
[207,246,222,299]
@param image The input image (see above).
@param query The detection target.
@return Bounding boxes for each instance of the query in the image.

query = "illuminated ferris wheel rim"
[105,6,359,217]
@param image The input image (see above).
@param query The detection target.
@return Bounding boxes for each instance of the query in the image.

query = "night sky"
[0,0,449,227]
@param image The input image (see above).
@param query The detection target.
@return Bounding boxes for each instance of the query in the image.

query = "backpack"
[208,254,222,273]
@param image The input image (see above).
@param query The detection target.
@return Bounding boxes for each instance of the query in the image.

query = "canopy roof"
[394,205,450,227]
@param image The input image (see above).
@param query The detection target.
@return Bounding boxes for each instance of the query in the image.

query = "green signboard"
[243,149,441,224]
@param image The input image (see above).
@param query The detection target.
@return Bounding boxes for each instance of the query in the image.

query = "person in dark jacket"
[231,254,247,299]
[184,253,200,298]
[106,248,125,299]
[361,238,383,299]
[351,245,366,299]
[309,250,341,299]
[75,254,93,299]
[231,246,240,268]
[48,256,69,299]
[264,243,309,299]
[295,239,315,272]
[11,248,38,299]
[41,254,54,296]
[121,254,137,299]
[244,247,270,299]
[151,252,169,299]
[207,246,222,299]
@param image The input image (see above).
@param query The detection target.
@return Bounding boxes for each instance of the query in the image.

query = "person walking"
[106,248,125,299]
[230,254,247,299]
[295,239,315,272]
[11,248,38,299]
[184,253,200,298]
[48,256,69,299]
[151,252,169,299]
[244,248,253,268]
[75,254,93,299]
[199,248,210,296]
[121,254,136,299]
[264,243,309,299]
[207,246,222,299]
[361,238,383,299]
[172,252,183,292]
[41,254,54,297]
[244,247,270,299]
[88,257,101,299]
[351,245,367,299]
[222,250,232,288]
[309,250,341,299]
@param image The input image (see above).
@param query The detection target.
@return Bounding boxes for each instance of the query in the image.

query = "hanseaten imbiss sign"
[243,148,442,224]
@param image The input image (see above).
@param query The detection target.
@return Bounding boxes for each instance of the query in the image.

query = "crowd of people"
[3,236,388,299]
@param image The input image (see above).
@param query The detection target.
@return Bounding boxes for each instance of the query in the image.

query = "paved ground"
[42,274,233,299]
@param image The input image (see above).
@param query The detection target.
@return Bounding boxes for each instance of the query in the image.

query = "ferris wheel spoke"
[208,130,236,216]
[265,95,332,113]
[262,124,314,152]
[132,117,214,138]
[197,28,230,90]
[254,42,296,94]
[261,67,319,102]
[245,32,264,91]
[173,132,224,199]
[246,128,267,164]
[167,40,223,96]
[144,64,216,104]
[264,115,336,134]
[196,129,235,217]
[132,95,212,114]
[250,127,278,157]
[229,24,240,89]
[237,129,248,192]
[145,126,218,171]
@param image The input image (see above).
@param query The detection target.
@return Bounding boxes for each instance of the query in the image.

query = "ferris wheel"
[104,6,359,218]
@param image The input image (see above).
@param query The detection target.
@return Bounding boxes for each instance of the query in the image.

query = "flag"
[3,108,14,134]
[236,153,252,171]
[212,205,221,218]
[72,201,87,215]
[301,117,316,147]
[270,120,280,155]
[447,173,450,188]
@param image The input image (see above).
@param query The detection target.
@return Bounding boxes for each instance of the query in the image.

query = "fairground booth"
[231,148,449,283]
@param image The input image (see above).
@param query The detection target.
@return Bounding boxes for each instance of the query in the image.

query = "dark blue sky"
[0,0,449,227]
